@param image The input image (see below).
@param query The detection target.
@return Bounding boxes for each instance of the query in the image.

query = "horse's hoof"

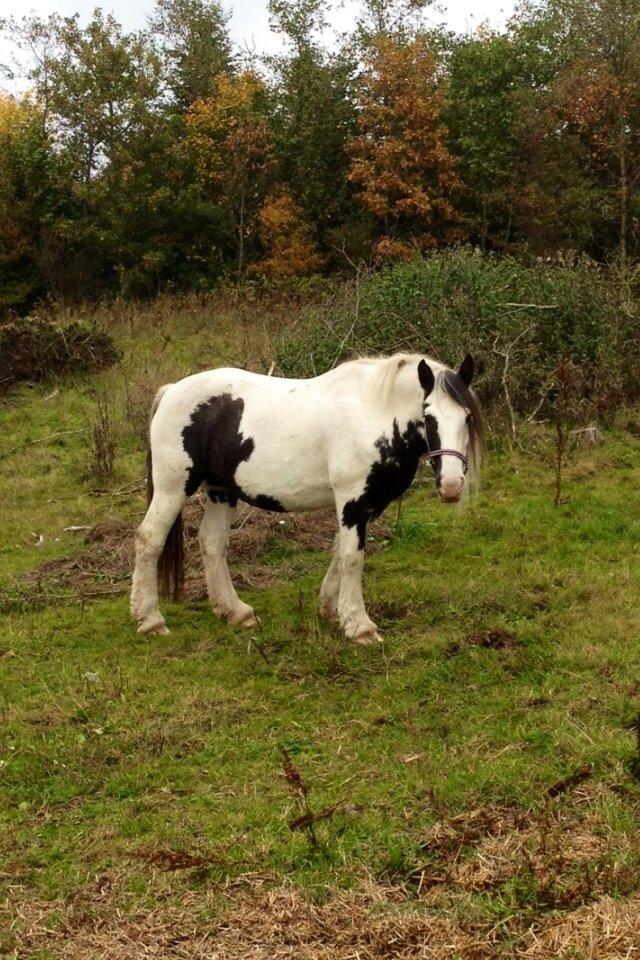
[225,606,259,628]
[353,629,383,645]
[238,611,259,628]
[137,619,170,636]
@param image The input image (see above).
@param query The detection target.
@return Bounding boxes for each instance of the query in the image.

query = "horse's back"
[149,366,340,510]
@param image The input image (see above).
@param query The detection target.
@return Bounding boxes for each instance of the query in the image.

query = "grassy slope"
[2,300,640,956]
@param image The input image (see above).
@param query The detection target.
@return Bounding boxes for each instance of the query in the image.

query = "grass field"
[2,298,640,958]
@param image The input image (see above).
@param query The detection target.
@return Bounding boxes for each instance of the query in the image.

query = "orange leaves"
[185,71,274,273]
[250,191,323,278]
[557,60,629,162]
[347,36,459,258]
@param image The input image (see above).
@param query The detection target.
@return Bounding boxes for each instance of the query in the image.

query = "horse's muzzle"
[438,476,464,503]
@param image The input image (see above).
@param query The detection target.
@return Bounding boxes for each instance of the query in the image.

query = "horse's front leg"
[334,496,381,645]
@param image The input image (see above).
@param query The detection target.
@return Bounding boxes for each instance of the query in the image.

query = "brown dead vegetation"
[5,781,640,959]
[445,628,518,658]
[0,316,119,387]
[411,781,637,913]
[3,498,392,610]
[6,873,640,960]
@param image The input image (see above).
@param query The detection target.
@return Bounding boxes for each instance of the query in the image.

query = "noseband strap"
[426,448,468,473]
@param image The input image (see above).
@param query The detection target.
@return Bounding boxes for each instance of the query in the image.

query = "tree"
[150,0,233,109]
[513,0,640,265]
[447,31,523,250]
[186,72,274,276]
[0,95,55,313]
[347,34,459,259]
[354,0,432,44]
[557,0,640,269]
[250,190,323,277]
[268,0,356,248]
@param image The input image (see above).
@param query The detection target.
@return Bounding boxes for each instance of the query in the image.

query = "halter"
[425,444,468,474]
[423,394,471,475]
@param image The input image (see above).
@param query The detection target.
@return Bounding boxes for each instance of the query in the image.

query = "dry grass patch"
[521,894,640,958]
[5,880,492,960]
[412,782,637,916]
[2,498,392,609]
[7,876,640,960]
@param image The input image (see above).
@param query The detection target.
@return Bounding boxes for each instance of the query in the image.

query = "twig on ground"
[0,428,88,460]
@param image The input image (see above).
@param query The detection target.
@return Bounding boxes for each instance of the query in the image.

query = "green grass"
[2,302,640,955]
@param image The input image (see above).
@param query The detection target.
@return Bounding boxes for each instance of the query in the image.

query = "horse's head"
[417,355,482,504]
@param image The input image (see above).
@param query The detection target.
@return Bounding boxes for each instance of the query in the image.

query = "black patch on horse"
[244,493,285,512]
[342,419,427,550]
[424,413,443,483]
[182,394,284,511]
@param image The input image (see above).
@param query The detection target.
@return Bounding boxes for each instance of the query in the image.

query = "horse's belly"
[235,454,334,512]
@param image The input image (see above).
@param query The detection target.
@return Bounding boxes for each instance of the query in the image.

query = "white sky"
[1,0,515,87]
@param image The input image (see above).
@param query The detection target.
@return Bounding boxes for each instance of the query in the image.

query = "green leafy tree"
[268,0,356,248]
[0,95,57,313]
[447,31,523,250]
[150,0,234,109]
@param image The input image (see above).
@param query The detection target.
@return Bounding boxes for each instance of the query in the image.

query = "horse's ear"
[458,353,474,387]
[418,359,435,396]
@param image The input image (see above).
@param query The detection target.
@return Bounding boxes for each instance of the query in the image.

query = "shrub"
[276,248,628,419]
[0,315,119,387]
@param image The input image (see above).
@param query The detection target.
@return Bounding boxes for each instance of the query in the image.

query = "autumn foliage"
[2,0,640,308]
[348,36,460,260]
[186,73,274,275]
[251,191,323,278]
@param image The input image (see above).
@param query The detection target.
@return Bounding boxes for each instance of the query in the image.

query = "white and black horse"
[130,353,482,644]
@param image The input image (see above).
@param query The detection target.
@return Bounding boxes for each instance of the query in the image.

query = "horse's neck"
[377,358,424,427]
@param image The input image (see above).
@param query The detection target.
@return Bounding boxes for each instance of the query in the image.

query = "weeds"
[281,746,319,849]
[89,397,116,482]
[552,358,586,506]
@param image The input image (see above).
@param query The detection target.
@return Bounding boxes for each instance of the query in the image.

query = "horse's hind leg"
[319,534,341,623]
[131,488,186,635]
[199,499,258,627]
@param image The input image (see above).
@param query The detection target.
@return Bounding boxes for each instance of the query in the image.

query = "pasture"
[2,296,640,958]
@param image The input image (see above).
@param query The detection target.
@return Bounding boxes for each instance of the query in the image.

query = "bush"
[0,315,120,387]
[276,249,630,418]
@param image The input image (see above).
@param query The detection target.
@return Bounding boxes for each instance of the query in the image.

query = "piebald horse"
[130,353,482,644]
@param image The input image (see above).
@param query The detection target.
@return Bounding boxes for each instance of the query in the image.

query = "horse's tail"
[147,384,184,602]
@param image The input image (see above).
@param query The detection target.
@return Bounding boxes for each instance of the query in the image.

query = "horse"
[130,352,482,644]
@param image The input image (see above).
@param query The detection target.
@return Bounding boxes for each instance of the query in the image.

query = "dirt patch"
[132,846,225,872]
[8,498,392,608]
[445,628,518,658]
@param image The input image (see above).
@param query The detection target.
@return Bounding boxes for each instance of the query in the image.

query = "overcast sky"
[1,0,515,89]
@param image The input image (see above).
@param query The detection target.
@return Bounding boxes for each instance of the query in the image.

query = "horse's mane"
[340,353,431,404]
[440,367,484,483]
